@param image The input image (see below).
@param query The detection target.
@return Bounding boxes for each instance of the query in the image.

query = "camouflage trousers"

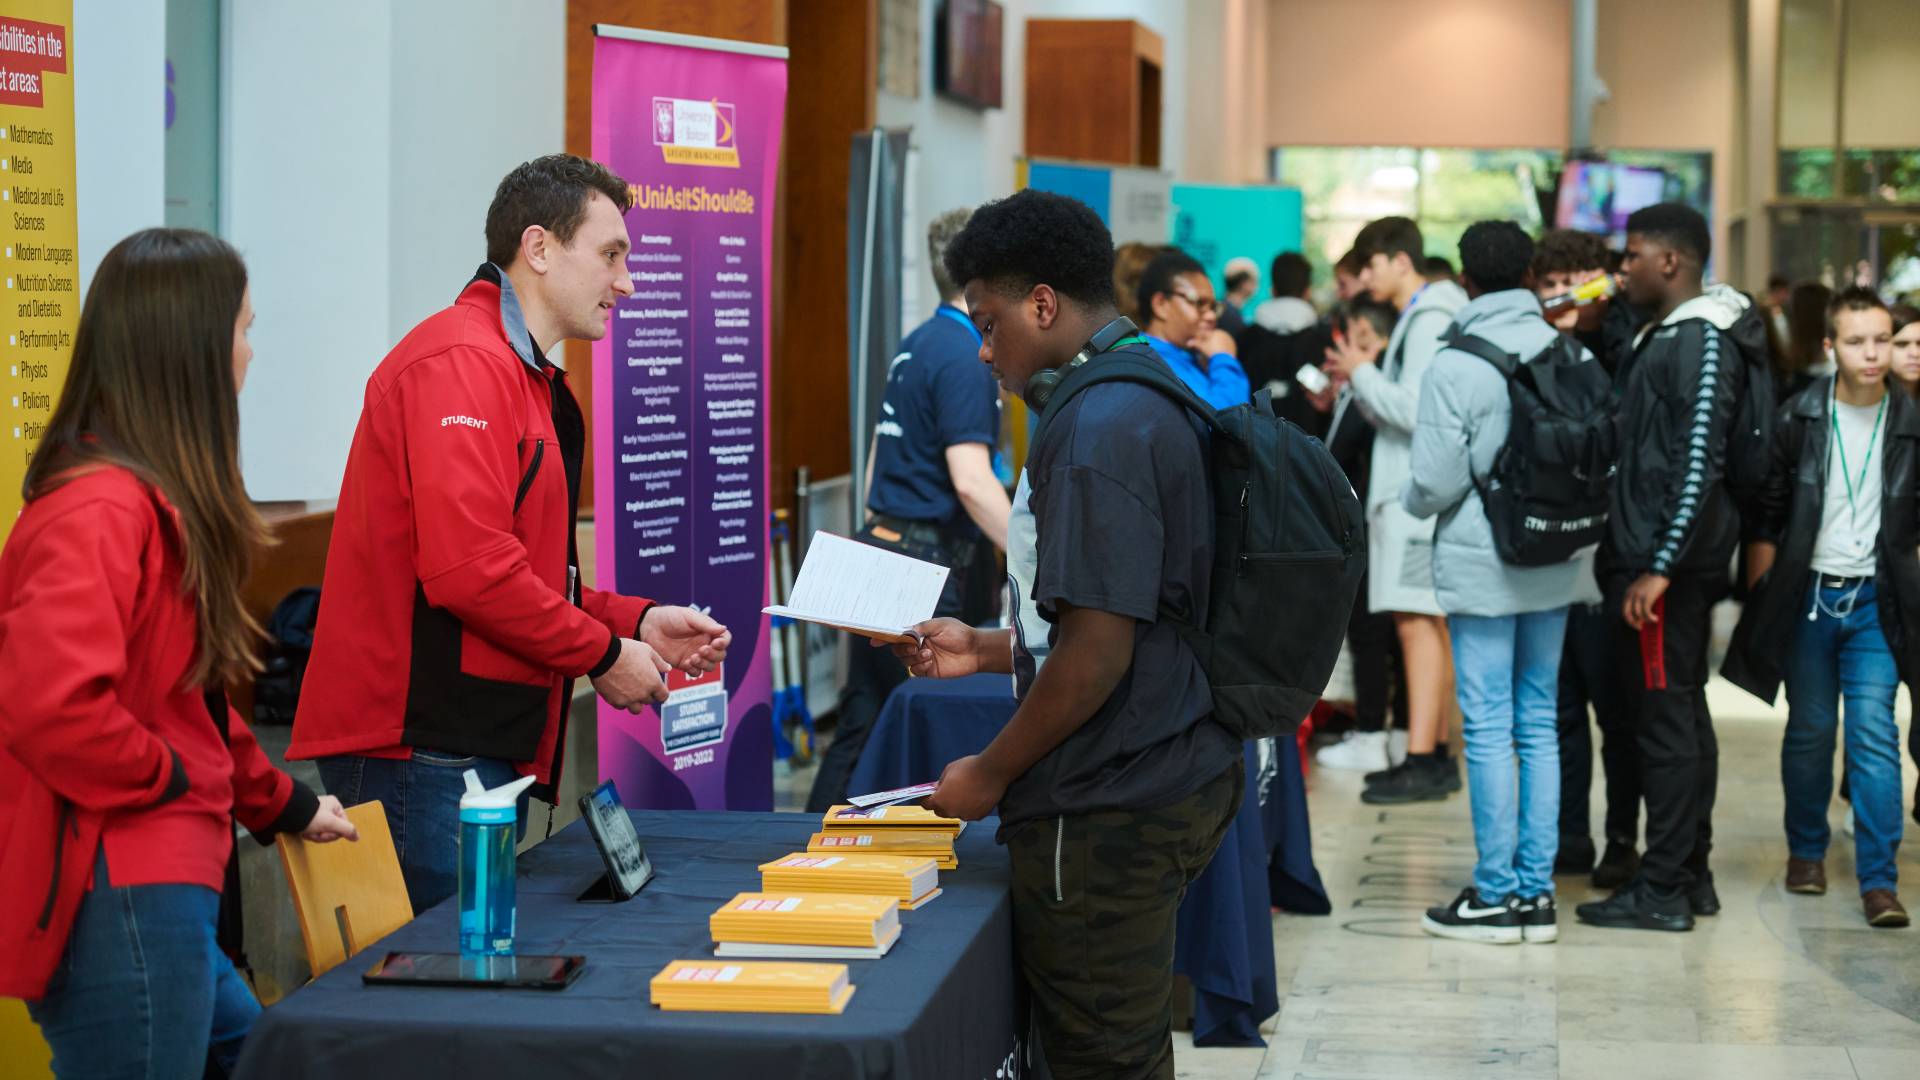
[1006,760,1243,1080]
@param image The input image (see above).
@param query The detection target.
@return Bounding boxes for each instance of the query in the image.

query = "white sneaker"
[1317,731,1394,771]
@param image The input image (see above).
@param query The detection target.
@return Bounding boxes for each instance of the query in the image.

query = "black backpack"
[253,587,320,725]
[1034,351,1366,739]
[1446,331,1619,567]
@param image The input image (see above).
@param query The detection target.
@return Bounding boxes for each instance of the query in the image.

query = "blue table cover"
[237,811,1043,1080]
[847,673,1330,1047]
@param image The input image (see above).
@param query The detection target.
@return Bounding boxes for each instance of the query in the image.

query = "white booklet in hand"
[764,531,950,643]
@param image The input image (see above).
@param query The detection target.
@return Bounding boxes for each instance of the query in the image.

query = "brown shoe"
[1786,857,1827,895]
[1864,890,1910,928]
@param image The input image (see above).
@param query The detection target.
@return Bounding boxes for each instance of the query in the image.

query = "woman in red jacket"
[0,228,357,1077]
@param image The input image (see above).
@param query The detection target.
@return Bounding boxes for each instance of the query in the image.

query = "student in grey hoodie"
[1403,221,1589,946]
[1326,216,1470,803]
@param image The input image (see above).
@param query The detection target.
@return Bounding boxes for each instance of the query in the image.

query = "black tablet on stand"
[577,780,654,903]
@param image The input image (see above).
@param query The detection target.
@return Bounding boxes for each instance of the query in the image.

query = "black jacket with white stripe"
[1603,285,1768,582]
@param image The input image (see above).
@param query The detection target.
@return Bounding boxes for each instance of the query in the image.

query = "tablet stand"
[576,863,652,904]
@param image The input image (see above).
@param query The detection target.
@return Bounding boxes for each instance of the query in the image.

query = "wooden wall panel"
[564,0,875,517]
[776,0,877,510]
[564,0,787,513]
[1024,19,1162,167]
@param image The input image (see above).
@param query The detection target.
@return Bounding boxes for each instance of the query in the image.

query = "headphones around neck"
[1023,316,1141,410]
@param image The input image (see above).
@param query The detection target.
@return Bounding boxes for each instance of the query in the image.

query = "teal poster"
[1171,184,1304,308]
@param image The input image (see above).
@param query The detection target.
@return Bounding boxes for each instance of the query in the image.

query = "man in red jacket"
[291,155,729,912]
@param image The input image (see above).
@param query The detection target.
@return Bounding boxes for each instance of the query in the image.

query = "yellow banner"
[0,0,74,545]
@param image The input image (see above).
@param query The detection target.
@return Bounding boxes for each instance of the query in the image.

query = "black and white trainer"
[1516,894,1558,943]
[1421,888,1522,944]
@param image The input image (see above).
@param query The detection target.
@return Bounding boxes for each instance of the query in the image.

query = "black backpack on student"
[1445,331,1619,566]
[253,587,320,725]
[1034,352,1366,739]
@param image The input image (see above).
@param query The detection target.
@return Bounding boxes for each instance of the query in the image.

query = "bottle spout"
[459,771,539,812]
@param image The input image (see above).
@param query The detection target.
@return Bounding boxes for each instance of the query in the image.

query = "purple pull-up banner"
[591,26,787,810]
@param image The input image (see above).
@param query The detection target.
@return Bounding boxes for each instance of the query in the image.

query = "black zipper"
[37,801,75,930]
[513,438,546,514]
[1242,550,1344,565]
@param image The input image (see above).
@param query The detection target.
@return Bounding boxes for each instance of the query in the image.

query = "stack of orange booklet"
[822,803,964,837]
[758,852,942,909]
[806,829,958,870]
[650,960,855,1014]
[709,892,903,959]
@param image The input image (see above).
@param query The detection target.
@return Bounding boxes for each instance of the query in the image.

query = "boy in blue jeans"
[1403,221,1592,943]
[1724,287,1912,928]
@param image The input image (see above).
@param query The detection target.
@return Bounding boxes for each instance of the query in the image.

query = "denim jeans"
[1449,607,1569,900]
[1782,580,1904,894]
[317,751,526,915]
[27,849,259,1079]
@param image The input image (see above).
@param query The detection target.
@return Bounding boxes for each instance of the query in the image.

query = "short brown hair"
[1354,216,1423,264]
[1531,229,1611,279]
[485,154,633,268]
[927,207,973,301]
[1827,285,1891,338]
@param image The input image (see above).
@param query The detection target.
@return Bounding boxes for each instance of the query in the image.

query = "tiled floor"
[1172,679,1920,1080]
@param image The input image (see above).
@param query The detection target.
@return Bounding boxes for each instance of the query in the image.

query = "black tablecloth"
[847,674,1329,1047]
[236,812,1035,1080]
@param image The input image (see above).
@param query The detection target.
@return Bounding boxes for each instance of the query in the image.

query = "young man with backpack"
[1326,216,1469,800]
[1725,287,1913,929]
[898,189,1241,1078]
[1577,203,1770,932]
[894,189,1359,1077]
[1403,222,1608,944]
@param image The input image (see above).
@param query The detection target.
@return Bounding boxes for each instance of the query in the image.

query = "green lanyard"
[1832,387,1887,525]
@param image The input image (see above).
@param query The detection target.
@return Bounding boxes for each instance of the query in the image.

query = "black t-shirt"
[999,361,1241,830]
[866,307,1000,537]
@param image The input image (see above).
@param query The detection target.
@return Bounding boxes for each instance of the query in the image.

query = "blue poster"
[1171,184,1304,305]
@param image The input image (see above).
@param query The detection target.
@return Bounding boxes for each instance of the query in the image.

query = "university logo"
[650,96,740,168]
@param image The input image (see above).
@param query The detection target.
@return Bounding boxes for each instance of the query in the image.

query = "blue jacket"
[1403,288,1592,617]
[1146,335,1250,410]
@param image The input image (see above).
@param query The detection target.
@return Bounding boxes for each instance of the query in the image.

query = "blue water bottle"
[459,769,536,957]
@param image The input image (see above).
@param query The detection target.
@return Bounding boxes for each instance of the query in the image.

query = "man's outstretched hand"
[641,606,731,674]
[886,618,981,679]
[592,638,672,712]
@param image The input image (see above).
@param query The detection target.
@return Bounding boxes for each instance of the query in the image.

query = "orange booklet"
[822,804,964,835]
[709,892,901,948]
[650,960,855,1015]
[758,852,941,908]
[807,830,958,869]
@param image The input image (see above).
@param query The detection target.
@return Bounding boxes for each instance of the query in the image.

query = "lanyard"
[935,304,983,347]
[1831,386,1887,526]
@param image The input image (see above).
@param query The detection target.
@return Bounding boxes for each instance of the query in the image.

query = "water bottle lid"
[458,769,536,823]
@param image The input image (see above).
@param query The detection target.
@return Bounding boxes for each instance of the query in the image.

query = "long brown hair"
[24,228,269,688]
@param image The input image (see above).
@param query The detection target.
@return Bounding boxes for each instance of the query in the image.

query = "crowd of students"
[5,148,1918,1079]
[1212,205,1918,942]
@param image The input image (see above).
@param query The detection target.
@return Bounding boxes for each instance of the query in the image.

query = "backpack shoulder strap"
[1445,332,1518,378]
[1034,349,1224,440]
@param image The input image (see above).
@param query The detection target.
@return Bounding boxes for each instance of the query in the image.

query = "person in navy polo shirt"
[806,206,1013,812]
[1136,249,1252,410]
